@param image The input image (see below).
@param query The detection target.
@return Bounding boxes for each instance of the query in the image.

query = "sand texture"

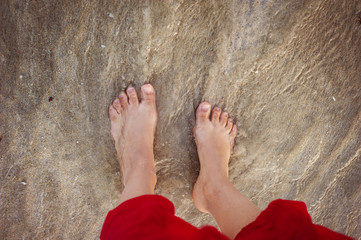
[1,0,361,239]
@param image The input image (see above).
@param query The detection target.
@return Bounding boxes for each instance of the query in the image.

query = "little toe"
[211,107,221,124]
[141,84,156,106]
[112,98,122,114]
[220,112,228,127]
[230,125,237,149]
[126,87,139,106]
[109,105,119,121]
[119,92,128,109]
[225,118,233,133]
[196,102,211,123]
[230,124,237,138]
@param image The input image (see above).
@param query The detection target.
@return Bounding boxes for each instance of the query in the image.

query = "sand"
[1,0,360,239]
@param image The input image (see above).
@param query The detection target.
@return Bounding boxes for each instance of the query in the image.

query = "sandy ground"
[1,0,361,239]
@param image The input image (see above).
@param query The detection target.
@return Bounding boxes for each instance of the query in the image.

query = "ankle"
[204,177,230,195]
[121,151,155,173]
[123,166,157,187]
[120,172,157,202]
[196,174,231,209]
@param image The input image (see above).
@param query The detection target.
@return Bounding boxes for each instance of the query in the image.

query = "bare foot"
[192,102,237,213]
[108,84,157,189]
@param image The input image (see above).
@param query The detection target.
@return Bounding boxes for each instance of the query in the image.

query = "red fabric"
[100,195,354,240]
[234,200,353,240]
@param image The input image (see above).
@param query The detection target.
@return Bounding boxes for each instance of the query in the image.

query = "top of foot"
[108,84,157,185]
[193,102,237,170]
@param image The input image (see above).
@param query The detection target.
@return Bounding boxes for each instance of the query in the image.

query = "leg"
[109,84,157,203]
[193,102,261,240]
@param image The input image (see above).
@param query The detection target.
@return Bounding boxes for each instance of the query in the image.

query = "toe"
[230,124,237,138]
[119,92,128,109]
[141,84,156,106]
[211,107,221,124]
[225,118,233,133]
[112,98,122,114]
[220,111,228,127]
[109,105,119,121]
[230,124,237,148]
[126,87,139,106]
[196,102,211,123]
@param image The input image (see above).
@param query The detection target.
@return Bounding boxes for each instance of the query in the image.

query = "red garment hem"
[101,195,354,240]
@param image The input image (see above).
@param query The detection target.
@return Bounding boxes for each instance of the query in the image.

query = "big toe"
[141,84,156,106]
[196,102,211,123]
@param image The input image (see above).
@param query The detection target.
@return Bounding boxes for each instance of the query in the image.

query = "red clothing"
[100,195,353,240]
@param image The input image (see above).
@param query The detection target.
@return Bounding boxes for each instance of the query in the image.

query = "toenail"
[143,84,153,94]
[215,107,221,112]
[127,87,134,92]
[201,104,210,111]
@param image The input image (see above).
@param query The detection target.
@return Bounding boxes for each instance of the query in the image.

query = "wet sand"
[1,0,361,239]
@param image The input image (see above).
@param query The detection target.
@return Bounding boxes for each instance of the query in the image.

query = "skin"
[109,84,157,203]
[108,84,261,240]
